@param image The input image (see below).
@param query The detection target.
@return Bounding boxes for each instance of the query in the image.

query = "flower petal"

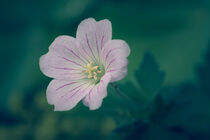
[39,52,86,80]
[46,79,92,111]
[76,18,112,61]
[82,73,111,110]
[101,40,130,82]
[39,36,89,80]
[49,35,89,65]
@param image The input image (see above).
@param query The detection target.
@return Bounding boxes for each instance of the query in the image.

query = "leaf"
[114,118,188,140]
[124,123,188,140]
[111,52,167,139]
[196,45,210,94]
[135,51,165,99]
[114,119,149,134]
[117,82,140,101]
[0,110,21,126]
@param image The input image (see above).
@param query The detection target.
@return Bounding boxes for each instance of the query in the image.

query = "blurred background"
[0,0,210,139]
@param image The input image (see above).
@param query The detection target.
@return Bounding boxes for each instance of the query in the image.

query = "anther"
[97,70,101,73]
[84,61,101,81]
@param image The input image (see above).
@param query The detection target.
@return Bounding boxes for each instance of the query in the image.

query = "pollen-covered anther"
[84,61,101,80]
[88,73,92,78]
[93,72,98,80]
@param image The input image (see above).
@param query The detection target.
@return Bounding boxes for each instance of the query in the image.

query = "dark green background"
[0,0,210,140]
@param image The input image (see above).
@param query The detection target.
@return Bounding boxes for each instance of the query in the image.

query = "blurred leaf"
[118,82,139,100]
[124,123,188,140]
[112,52,167,139]
[114,119,148,134]
[116,51,165,105]
[114,116,188,140]
[113,47,210,139]
[135,52,165,98]
[0,110,21,126]
[196,45,210,94]
[116,82,146,112]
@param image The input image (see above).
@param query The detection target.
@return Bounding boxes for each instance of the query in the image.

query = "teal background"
[0,0,210,140]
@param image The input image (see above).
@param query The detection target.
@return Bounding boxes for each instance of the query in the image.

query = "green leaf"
[135,51,165,99]
[114,119,149,134]
[196,45,210,94]
[118,82,140,101]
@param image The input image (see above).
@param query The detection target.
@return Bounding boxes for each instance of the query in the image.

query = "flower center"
[84,61,103,83]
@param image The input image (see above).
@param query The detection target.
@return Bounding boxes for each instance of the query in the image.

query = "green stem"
[110,83,139,105]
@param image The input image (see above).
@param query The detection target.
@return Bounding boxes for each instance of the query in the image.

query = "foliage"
[1,46,210,140]
[1,0,210,139]
[113,46,210,140]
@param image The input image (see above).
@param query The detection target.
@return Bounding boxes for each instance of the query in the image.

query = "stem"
[110,83,139,105]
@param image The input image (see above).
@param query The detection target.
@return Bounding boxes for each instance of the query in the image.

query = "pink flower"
[39,18,130,111]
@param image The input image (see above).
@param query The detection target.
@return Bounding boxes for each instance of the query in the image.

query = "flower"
[39,18,130,111]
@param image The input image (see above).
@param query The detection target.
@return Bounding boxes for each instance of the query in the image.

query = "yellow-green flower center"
[84,61,104,83]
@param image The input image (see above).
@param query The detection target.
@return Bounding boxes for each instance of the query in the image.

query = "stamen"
[88,73,92,78]
[92,66,98,70]
[93,75,97,80]
[84,61,102,81]
[97,70,101,73]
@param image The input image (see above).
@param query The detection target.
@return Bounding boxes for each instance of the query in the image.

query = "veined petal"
[76,18,112,62]
[39,52,86,80]
[49,35,89,65]
[46,79,92,111]
[82,73,111,110]
[101,40,130,82]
